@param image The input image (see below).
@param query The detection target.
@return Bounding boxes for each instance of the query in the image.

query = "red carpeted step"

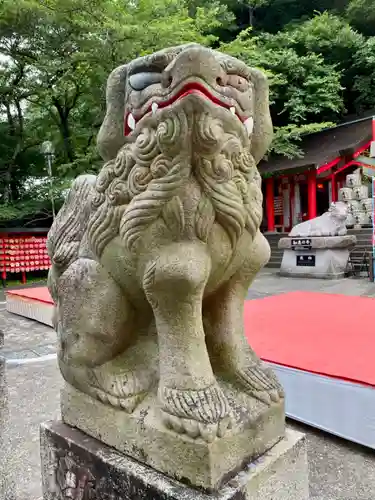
[6,287,53,305]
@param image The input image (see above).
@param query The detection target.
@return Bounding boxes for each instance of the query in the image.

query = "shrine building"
[258,115,375,233]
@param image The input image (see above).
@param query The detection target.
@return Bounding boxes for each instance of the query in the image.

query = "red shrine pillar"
[289,178,295,227]
[265,177,275,232]
[331,175,338,203]
[307,169,317,220]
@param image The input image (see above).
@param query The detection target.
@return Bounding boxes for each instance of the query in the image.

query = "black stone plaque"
[296,255,315,267]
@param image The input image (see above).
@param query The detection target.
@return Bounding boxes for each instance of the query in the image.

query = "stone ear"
[247,68,273,165]
[97,64,128,162]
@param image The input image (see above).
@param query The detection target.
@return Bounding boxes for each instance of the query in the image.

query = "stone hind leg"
[55,257,157,412]
[204,231,284,405]
[143,242,232,442]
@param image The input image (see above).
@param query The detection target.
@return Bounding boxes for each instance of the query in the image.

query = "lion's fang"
[152,102,158,114]
[244,116,254,135]
[127,113,136,131]
[230,107,236,115]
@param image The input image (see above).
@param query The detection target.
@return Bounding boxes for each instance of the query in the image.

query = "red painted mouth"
[124,81,242,136]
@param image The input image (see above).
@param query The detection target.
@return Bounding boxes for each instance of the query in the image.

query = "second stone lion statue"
[47,43,284,443]
[289,201,348,237]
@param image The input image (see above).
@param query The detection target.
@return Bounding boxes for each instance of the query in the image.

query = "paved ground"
[1,270,375,499]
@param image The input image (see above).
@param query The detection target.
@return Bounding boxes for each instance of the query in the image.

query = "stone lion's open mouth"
[124,81,254,137]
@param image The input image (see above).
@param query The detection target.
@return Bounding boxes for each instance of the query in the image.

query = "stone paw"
[58,356,155,413]
[159,384,232,442]
[87,365,155,413]
[236,362,285,405]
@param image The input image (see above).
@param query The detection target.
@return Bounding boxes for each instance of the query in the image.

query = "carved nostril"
[216,76,225,86]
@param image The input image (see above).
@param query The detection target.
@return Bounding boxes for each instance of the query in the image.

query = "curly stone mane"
[87,107,263,256]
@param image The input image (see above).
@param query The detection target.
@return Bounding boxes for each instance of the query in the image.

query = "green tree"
[0,0,231,222]
[1,0,375,225]
[221,28,343,157]
[346,0,375,36]
[225,0,350,35]
[262,13,375,115]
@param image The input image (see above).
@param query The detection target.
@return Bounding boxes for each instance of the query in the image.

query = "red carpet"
[6,287,375,388]
[244,291,375,388]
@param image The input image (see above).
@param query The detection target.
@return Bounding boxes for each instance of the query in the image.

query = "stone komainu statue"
[289,201,348,238]
[47,44,284,443]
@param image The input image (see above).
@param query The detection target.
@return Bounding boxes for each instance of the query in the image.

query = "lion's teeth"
[127,113,136,131]
[151,102,158,114]
[244,116,254,135]
[230,107,236,115]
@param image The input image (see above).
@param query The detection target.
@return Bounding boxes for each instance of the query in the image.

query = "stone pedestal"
[60,382,285,491]
[278,235,356,279]
[40,421,309,500]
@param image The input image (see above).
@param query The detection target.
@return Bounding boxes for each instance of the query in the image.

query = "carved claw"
[159,384,232,442]
[236,362,285,405]
[93,387,147,413]
[253,390,271,405]
[162,411,232,443]
[270,388,282,402]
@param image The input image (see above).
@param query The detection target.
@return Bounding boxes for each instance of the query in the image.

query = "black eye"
[129,72,162,91]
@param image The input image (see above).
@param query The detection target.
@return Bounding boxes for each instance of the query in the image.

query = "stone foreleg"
[143,242,232,442]
[204,231,284,405]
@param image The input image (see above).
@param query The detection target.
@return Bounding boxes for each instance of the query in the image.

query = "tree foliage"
[1,0,375,223]
[221,26,343,155]
[346,0,375,36]
[0,0,231,222]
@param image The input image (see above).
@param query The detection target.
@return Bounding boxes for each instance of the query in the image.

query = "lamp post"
[41,141,56,220]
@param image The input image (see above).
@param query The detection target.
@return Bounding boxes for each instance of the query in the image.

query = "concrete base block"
[40,421,310,500]
[278,235,356,279]
[279,248,350,279]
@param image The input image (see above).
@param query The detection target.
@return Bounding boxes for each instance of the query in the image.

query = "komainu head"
[328,201,348,221]
[90,44,273,255]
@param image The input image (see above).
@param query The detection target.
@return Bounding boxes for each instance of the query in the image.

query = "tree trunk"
[2,101,23,203]
[3,170,12,204]
[249,6,254,27]
[53,100,75,163]
[59,116,75,163]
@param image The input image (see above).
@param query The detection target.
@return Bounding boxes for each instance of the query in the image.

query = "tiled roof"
[259,117,373,175]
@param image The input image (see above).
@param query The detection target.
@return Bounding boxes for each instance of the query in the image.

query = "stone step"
[266,262,280,268]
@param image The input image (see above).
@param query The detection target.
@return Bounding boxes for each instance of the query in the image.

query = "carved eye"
[226,74,249,92]
[129,72,162,91]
